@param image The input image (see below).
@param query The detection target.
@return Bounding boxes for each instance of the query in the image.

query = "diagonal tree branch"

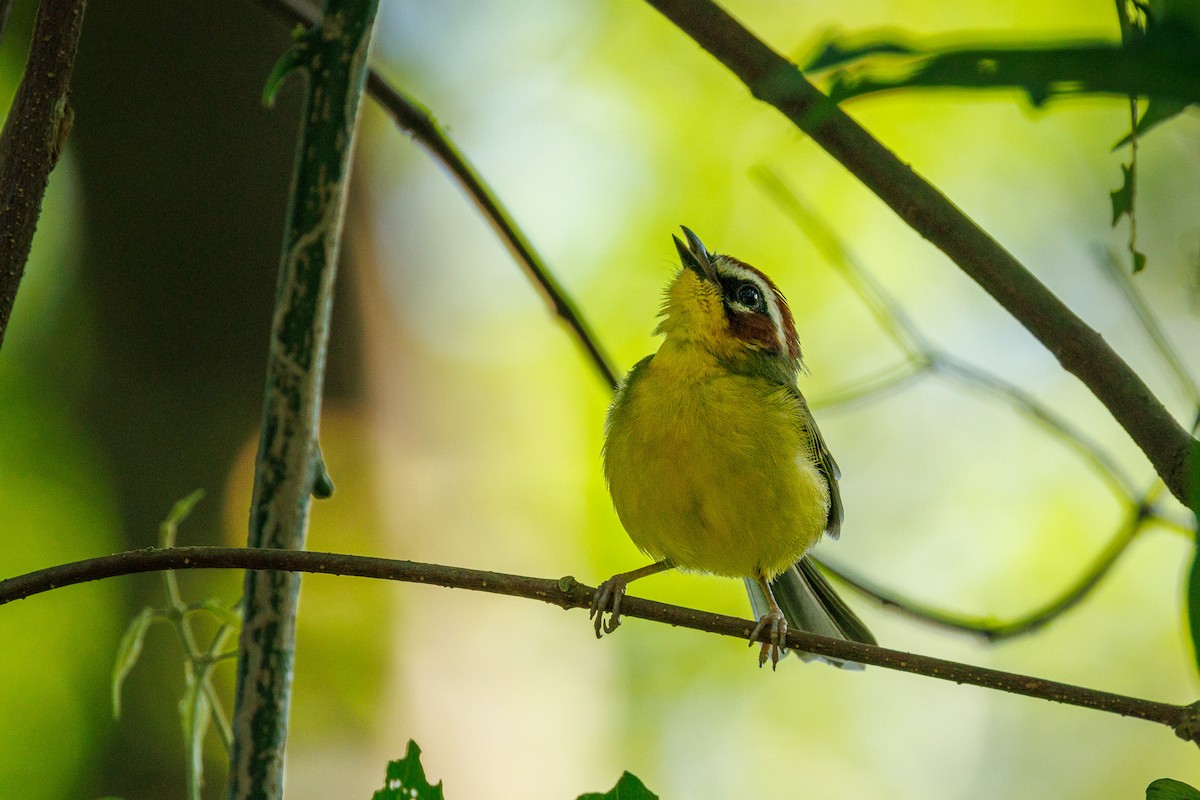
[360,73,619,388]
[642,0,1198,508]
[0,0,87,350]
[1,545,1197,745]
[250,0,619,389]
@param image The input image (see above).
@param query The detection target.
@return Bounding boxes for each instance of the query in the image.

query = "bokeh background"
[1,0,1198,798]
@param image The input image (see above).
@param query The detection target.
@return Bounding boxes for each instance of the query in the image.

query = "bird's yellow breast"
[603,340,829,580]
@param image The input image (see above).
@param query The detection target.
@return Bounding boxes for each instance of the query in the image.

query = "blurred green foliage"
[0,208,122,797]
[802,0,1200,277]
[807,9,1200,110]
[1,0,1199,799]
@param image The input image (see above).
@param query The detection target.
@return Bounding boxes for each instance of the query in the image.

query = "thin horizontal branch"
[2,545,1197,744]
[643,0,1198,508]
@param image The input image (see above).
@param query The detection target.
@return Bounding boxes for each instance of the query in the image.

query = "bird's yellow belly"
[604,356,828,580]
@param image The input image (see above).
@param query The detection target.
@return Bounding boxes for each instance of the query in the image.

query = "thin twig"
[201,622,237,752]
[1,545,1196,743]
[812,359,930,411]
[1099,248,1200,405]
[753,166,929,358]
[643,0,1197,507]
[250,0,619,389]
[159,506,237,774]
[934,353,1139,499]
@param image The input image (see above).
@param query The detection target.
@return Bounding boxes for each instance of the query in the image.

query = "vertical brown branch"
[0,0,87,350]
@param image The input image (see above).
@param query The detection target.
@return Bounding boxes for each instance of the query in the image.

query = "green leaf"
[806,27,1200,109]
[577,771,659,800]
[158,489,205,547]
[263,36,313,109]
[1147,777,1200,799]
[1110,162,1136,225]
[1188,539,1200,674]
[805,38,916,72]
[111,607,160,719]
[1132,248,1148,273]
[373,741,445,800]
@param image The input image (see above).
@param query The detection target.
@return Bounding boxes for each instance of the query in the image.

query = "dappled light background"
[0,0,1198,798]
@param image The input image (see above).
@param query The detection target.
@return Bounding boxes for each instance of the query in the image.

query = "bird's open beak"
[673,226,719,285]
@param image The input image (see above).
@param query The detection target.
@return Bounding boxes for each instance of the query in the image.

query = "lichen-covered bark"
[226,2,379,798]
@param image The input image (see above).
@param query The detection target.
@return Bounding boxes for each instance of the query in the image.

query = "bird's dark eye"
[735,283,763,309]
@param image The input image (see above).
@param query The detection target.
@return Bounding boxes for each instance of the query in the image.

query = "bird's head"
[656,226,803,377]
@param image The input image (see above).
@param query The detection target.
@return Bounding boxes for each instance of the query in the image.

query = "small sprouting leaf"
[373,740,445,800]
[1110,162,1136,225]
[263,37,312,109]
[1147,777,1200,799]
[159,489,205,547]
[311,446,335,499]
[577,771,659,800]
[1132,248,1148,273]
[111,607,161,719]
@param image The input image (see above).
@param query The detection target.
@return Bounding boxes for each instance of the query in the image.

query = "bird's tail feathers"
[744,556,875,670]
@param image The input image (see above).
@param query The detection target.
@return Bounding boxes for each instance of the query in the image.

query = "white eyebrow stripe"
[715,257,787,351]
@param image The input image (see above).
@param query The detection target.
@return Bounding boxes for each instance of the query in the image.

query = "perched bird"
[594,226,874,668]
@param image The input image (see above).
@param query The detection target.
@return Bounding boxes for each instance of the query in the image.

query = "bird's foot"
[750,609,788,670]
[590,576,628,638]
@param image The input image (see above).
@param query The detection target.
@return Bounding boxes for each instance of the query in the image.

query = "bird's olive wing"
[788,384,843,539]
